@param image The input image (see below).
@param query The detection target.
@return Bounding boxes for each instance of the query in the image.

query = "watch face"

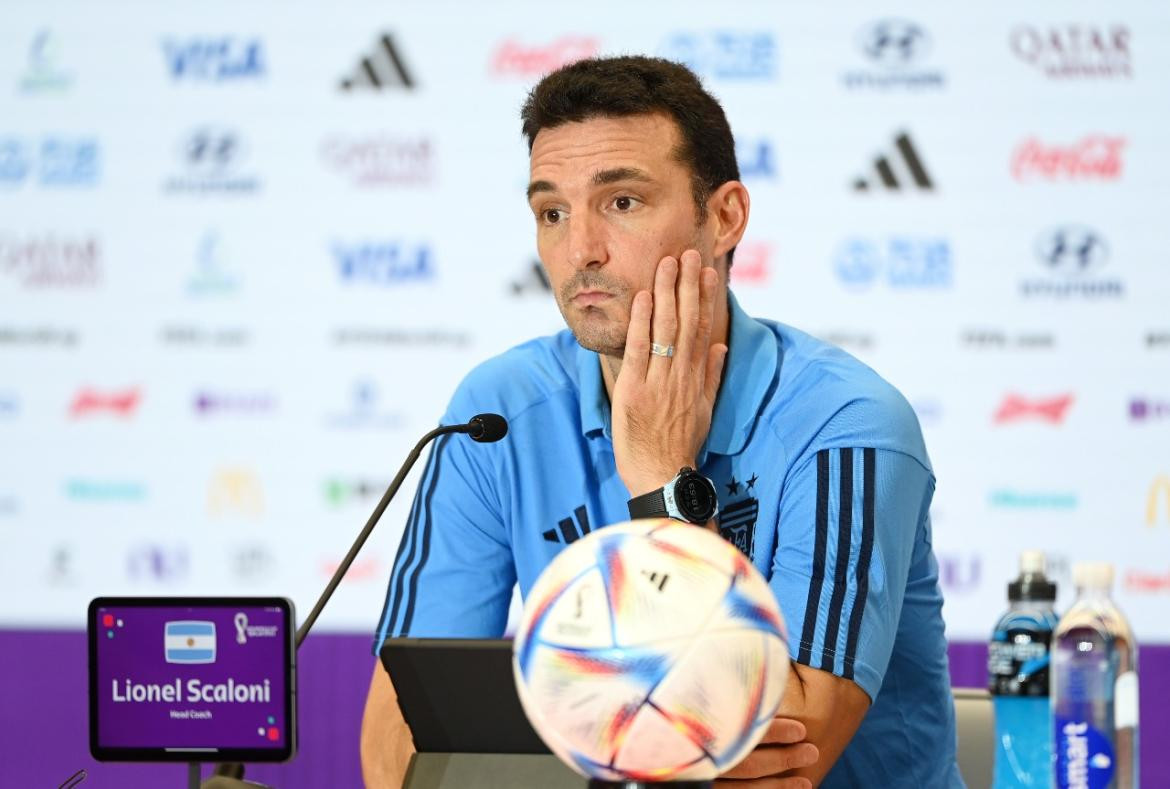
[675,472,717,522]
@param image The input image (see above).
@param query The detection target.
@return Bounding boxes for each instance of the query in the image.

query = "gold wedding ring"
[649,342,675,358]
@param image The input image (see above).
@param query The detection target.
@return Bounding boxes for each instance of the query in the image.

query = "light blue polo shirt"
[375,292,962,787]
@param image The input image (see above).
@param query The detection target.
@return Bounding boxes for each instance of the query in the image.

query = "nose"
[567,211,607,270]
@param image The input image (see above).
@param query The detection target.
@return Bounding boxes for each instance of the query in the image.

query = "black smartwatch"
[627,467,719,524]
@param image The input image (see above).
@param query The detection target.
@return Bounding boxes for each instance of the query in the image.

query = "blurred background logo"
[162,37,266,81]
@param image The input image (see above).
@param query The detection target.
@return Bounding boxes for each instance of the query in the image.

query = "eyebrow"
[526,167,654,201]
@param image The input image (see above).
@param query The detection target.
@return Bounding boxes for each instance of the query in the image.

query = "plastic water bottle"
[1051,562,1140,788]
[988,550,1059,788]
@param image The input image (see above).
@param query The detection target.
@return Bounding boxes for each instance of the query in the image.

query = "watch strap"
[627,486,668,519]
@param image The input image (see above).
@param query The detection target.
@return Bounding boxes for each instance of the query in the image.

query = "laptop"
[379,638,549,755]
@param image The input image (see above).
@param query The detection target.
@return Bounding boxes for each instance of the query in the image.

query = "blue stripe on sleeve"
[820,447,854,673]
[373,436,443,651]
[397,434,449,635]
[843,448,876,679]
[798,449,830,665]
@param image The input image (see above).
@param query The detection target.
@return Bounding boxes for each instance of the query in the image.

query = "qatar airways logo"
[490,36,599,76]
[1011,135,1126,181]
[320,135,433,186]
[1010,25,1131,79]
[0,234,101,288]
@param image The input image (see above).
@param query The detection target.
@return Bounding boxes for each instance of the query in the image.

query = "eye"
[613,196,635,211]
[541,208,563,225]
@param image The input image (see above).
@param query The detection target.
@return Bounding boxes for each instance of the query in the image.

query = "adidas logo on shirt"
[543,506,591,544]
[852,131,934,191]
[339,34,415,91]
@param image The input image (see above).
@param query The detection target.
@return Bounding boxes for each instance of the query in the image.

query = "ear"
[707,180,750,262]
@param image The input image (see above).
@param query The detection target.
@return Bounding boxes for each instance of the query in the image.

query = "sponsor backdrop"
[2,1,1169,785]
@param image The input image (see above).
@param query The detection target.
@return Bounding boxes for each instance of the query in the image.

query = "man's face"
[527,113,713,357]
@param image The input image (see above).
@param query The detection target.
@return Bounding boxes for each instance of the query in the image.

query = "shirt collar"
[575,291,778,457]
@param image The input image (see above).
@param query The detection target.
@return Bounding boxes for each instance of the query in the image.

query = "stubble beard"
[556,271,632,358]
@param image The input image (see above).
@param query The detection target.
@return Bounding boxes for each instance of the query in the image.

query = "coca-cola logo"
[1009,25,1131,79]
[729,241,772,285]
[1011,135,1126,181]
[490,36,600,76]
[0,234,101,288]
[1124,567,1170,594]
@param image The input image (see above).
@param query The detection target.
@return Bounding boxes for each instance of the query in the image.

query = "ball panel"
[518,641,687,766]
[612,702,713,781]
[597,531,732,649]
[647,630,787,769]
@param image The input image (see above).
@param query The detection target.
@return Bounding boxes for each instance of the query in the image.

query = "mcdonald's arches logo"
[207,468,264,518]
[1147,475,1170,526]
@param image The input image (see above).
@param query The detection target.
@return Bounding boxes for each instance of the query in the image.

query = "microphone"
[209,413,508,788]
[294,413,508,647]
[466,412,508,443]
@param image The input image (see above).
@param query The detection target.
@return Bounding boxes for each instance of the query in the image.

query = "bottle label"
[1114,671,1139,730]
[1055,718,1114,789]
[989,629,1052,696]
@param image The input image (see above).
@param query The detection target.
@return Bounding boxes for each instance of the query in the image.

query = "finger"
[720,742,819,780]
[674,249,702,368]
[715,776,813,789]
[758,717,807,746]
[620,290,652,384]
[648,256,678,375]
[703,342,727,405]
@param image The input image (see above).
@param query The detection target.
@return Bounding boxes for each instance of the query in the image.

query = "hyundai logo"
[181,127,244,174]
[857,19,929,67]
[1034,225,1109,274]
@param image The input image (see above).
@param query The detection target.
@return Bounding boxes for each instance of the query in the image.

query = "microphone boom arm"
[294,422,466,649]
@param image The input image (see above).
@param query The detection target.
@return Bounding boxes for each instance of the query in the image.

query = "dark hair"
[520,55,740,261]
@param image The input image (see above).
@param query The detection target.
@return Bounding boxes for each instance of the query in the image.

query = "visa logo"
[162,38,265,80]
[332,242,434,284]
[737,139,778,179]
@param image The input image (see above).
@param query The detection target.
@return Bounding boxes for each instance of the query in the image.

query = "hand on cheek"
[611,249,727,497]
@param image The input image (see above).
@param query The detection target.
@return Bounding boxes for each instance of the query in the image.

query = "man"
[362,56,961,788]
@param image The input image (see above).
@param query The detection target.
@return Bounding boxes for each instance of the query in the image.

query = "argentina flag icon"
[164,620,217,664]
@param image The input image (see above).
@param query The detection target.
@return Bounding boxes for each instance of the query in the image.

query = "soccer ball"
[512,518,788,782]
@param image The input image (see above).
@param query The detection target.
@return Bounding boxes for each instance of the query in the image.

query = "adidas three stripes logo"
[798,447,876,681]
[543,506,591,544]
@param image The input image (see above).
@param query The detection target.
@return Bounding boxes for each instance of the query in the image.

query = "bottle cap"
[1008,550,1057,601]
[1073,561,1114,590]
[1019,550,1045,574]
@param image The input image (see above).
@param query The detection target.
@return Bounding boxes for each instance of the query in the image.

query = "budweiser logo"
[490,36,599,76]
[1011,135,1126,180]
[993,393,1074,424]
[69,387,141,417]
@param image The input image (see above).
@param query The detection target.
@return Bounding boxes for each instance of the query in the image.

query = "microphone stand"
[201,419,498,788]
[295,422,474,649]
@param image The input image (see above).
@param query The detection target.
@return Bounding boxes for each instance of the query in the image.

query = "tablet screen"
[88,597,296,762]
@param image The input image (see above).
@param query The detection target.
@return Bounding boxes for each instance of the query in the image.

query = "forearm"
[773,661,870,786]
[360,664,415,788]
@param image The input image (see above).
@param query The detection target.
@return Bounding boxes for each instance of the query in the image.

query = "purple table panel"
[0,632,1165,787]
